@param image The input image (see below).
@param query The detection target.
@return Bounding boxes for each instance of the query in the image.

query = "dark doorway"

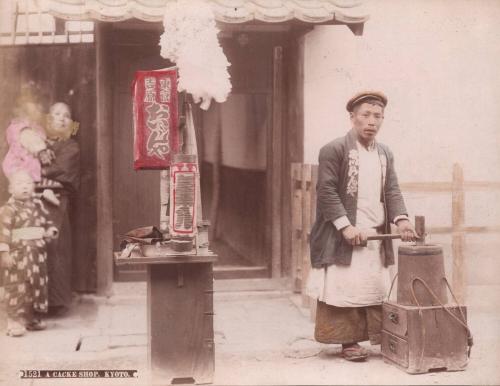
[108,25,287,280]
[0,44,97,292]
[200,32,285,279]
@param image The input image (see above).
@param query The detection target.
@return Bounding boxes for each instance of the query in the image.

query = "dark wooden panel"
[96,22,114,294]
[201,162,267,266]
[382,330,409,368]
[148,263,214,384]
[281,33,305,277]
[221,33,273,93]
[382,302,408,339]
[111,34,171,253]
[0,44,97,292]
[270,46,283,277]
[199,32,289,271]
[382,302,469,374]
[406,305,468,373]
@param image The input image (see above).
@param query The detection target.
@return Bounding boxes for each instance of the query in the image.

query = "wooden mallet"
[359,216,425,247]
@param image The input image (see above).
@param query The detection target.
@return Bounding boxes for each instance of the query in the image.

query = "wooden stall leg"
[147,263,214,384]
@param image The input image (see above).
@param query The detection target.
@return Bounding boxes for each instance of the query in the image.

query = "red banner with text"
[132,68,179,170]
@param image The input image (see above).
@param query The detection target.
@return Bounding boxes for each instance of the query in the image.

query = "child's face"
[23,101,44,124]
[50,103,72,133]
[9,173,35,201]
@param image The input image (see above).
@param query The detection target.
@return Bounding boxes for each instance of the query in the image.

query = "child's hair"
[13,82,43,118]
[7,170,34,189]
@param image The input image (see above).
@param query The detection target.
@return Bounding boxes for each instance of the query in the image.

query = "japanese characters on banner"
[132,68,179,170]
[170,154,198,238]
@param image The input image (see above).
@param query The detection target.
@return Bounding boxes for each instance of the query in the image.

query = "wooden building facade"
[0,0,368,294]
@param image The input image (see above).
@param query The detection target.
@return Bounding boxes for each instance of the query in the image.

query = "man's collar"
[356,140,376,152]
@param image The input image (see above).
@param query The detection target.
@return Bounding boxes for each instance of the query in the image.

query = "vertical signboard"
[170,154,198,238]
[132,68,179,170]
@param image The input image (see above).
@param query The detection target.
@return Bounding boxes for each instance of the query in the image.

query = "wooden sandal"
[25,319,47,331]
[342,343,368,361]
[6,319,26,337]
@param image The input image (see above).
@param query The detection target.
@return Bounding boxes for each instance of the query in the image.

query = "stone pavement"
[0,282,499,385]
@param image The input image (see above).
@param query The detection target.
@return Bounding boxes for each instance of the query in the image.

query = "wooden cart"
[115,251,217,384]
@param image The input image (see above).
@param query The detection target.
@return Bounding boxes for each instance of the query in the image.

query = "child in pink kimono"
[0,171,58,337]
[2,87,59,205]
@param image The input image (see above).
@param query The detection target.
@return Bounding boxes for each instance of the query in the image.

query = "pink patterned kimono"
[2,119,46,182]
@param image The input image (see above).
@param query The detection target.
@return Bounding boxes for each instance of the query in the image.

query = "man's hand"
[1,251,14,269]
[396,219,418,242]
[341,225,367,246]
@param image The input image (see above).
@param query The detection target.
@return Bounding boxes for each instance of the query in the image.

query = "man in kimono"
[307,91,418,361]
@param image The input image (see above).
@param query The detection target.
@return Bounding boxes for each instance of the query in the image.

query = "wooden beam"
[451,163,466,303]
[400,182,453,192]
[400,180,500,192]
[209,105,222,241]
[463,225,500,233]
[291,163,303,292]
[347,22,364,36]
[282,33,305,279]
[463,181,500,190]
[217,23,292,35]
[270,46,284,278]
[95,22,114,295]
[428,225,500,234]
[300,164,312,307]
[308,165,318,321]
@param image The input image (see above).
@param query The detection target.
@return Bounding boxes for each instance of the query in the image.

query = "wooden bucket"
[397,244,448,306]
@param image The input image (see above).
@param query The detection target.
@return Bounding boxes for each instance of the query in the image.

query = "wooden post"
[160,170,170,235]
[282,32,306,279]
[300,164,312,307]
[95,22,114,296]
[270,46,284,278]
[451,163,466,303]
[291,163,303,292]
[209,105,222,241]
[185,103,203,224]
[309,165,319,320]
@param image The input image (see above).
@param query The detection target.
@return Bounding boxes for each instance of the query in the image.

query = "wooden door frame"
[95,22,114,295]
[268,45,284,278]
[96,22,168,293]
[95,23,309,291]
[268,28,308,279]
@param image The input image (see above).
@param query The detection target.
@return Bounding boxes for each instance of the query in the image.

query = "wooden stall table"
[115,250,217,384]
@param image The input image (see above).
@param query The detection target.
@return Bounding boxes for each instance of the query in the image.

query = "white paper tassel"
[160,0,231,110]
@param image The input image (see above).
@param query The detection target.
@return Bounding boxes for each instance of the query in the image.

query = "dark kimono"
[309,129,407,268]
[0,197,51,319]
[38,137,80,309]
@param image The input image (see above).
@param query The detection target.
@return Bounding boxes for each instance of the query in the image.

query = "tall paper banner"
[132,68,179,170]
[170,154,198,238]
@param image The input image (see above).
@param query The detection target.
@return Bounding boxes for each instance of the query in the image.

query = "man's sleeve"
[316,144,349,224]
[384,149,408,223]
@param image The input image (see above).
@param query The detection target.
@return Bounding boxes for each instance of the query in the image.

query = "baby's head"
[14,84,44,125]
[8,171,35,201]
[46,102,78,140]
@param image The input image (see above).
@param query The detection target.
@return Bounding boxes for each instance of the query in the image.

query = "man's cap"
[346,91,388,112]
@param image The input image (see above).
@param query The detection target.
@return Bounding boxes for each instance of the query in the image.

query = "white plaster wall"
[303,0,500,284]
[304,0,500,182]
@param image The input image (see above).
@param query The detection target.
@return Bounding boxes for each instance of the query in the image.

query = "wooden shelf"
[114,252,217,266]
